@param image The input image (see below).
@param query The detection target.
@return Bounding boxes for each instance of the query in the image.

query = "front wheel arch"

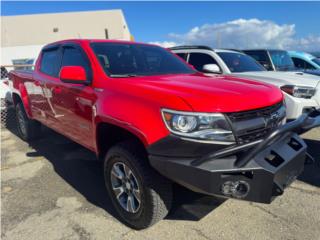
[96,122,147,161]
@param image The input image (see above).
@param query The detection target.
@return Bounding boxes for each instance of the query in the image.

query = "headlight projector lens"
[172,115,198,132]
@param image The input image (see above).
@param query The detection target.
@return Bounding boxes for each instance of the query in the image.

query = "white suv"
[171,46,320,120]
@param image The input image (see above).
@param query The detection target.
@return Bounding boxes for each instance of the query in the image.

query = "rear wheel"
[104,141,172,229]
[15,102,41,141]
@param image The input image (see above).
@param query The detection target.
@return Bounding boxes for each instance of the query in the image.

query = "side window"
[40,49,61,77]
[292,57,305,69]
[188,53,220,72]
[61,47,90,72]
[176,53,188,61]
[244,51,272,70]
[292,58,316,70]
[304,61,316,70]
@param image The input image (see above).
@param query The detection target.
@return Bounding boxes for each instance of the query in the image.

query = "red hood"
[110,73,283,113]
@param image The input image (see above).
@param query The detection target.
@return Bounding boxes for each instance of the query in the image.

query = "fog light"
[221,180,250,199]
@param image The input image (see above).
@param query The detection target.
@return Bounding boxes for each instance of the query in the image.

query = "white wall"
[2,10,131,47]
[1,45,43,71]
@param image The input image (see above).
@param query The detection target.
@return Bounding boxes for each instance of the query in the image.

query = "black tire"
[104,141,172,229]
[15,102,41,141]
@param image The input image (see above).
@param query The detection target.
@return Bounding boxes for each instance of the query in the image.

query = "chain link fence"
[1,104,15,129]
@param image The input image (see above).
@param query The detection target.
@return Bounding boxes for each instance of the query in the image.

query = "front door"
[51,44,97,150]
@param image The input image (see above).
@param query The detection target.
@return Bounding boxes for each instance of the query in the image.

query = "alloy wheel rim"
[110,162,141,213]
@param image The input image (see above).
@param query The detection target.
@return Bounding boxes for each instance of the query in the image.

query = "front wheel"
[104,141,172,229]
[15,102,41,141]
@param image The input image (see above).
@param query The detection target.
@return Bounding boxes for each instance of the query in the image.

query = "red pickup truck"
[9,39,320,229]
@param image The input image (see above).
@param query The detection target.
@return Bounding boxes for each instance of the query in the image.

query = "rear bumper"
[148,113,320,203]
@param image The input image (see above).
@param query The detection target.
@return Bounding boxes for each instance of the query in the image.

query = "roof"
[288,51,316,60]
[169,45,213,51]
[242,49,287,52]
[42,39,158,50]
[169,45,246,55]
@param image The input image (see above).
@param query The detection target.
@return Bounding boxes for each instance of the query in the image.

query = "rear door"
[32,46,63,126]
[243,50,274,71]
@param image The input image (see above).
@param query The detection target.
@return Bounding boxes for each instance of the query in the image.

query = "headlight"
[280,85,316,99]
[161,109,235,144]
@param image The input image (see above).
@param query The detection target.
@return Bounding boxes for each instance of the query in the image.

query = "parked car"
[170,46,320,120]
[243,49,320,76]
[310,52,320,58]
[9,40,320,229]
[1,66,13,111]
[289,51,320,72]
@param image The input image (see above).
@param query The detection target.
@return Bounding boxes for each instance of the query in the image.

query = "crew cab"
[243,49,320,76]
[170,46,320,120]
[9,40,320,229]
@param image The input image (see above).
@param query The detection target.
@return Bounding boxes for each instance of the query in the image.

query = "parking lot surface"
[1,109,320,240]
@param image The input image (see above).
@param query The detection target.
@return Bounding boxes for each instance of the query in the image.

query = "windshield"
[91,42,195,77]
[217,52,266,73]
[312,58,320,67]
[269,50,296,71]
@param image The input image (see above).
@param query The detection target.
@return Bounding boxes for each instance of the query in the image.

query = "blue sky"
[2,1,320,50]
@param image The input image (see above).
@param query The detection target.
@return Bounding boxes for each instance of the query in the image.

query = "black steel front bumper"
[148,112,320,204]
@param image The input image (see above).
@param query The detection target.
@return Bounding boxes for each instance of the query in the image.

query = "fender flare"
[16,84,33,118]
[94,115,148,155]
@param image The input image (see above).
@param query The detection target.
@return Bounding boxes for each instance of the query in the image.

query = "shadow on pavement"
[167,185,225,221]
[3,108,224,222]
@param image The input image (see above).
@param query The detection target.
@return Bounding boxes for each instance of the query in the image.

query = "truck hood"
[233,71,320,88]
[120,73,283,113]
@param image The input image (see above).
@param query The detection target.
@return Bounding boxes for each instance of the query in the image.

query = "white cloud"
[153,18,320,51]
[288,35,320,51]
[148,41,177,48]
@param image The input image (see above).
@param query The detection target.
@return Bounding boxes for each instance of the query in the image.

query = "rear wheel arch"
[15,101,41,141]
[12,86,32,118]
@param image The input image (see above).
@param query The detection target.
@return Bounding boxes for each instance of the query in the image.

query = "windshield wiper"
[109,74,138,78]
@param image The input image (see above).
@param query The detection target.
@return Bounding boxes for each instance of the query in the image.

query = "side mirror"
[59,66,87,84]
[202,64,221,74]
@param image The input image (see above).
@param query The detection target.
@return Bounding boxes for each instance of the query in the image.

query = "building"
[1,9,131,69]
